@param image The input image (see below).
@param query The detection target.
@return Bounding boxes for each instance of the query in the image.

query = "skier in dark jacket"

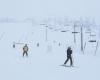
[13,44,15,48]
[23,44,28,57]
[13,42,15,48]
[37,43,39,47]
[64,47,73,66]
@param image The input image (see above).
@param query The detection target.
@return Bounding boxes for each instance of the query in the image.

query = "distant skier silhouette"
[64,47,73,66]
[23,44,28,57]
[13,44,15,48]
[58,42,61,46]
[13,42,15,48]
[37,43,39,47]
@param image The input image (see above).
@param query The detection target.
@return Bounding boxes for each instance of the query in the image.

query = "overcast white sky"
[0,0,100,21]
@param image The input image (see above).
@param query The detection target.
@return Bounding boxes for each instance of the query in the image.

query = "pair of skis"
[60,64,78,68]
[60,64,74,67]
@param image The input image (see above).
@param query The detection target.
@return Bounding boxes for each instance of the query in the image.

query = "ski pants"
[64,56,73,66]
[23,51,28,57]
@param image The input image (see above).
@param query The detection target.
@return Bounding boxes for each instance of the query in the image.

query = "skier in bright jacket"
[23,44,28,57]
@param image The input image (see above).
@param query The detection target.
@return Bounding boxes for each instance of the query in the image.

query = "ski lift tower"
[40,24,49,42]
[80,24,83,52]
[72,23,80,44]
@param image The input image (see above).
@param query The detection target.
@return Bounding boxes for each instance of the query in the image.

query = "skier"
[58,42,61,46]
[13,44,15,48]
[37,43,39,47]
[64,47,73,67]
[13,42,15,48]
[23,44,28,57]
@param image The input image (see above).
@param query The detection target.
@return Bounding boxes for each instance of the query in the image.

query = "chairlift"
[89,40,99,56]
[89,40,96,43]
[15,42,25,44]
[84,40,99,55]
[49,27,53,30]
[40,24,46,25]
[54,29,60,31]
[85,31,91,34]
[61,30,67,32]
[61,29,69,32]
[87,29,91,31]
[72,32,79,33]
[90,34,96,37]
[14,42,29,45]
[64,24,70,26]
